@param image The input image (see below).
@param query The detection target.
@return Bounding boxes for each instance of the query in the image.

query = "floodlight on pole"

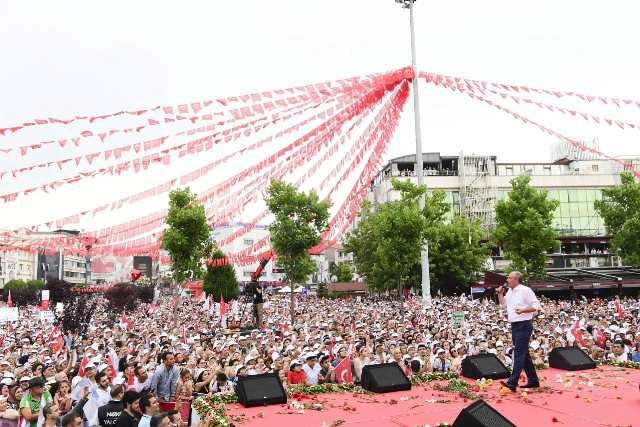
[394,0,432,307]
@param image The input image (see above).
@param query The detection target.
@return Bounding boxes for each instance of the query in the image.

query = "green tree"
[345,180,450,292]
[265,180,330,325]
[316,282,328,298]
[346,179,488,294]
[426,216,490,292]
[203,247,240,301]
[344,179,431,305]
[162,188,212,285]
[494,175,559,279]
[4,279,44,306]
[332,262,354,282]
[594,172,640,266]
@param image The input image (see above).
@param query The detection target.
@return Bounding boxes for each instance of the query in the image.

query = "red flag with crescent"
[334,356,352,384]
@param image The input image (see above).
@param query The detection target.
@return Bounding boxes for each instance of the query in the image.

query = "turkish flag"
[52,335,64,353]
[334,356,353,384]
[571,320,586,347]
[593,328,606,348]
[78,354,90,377]
[130,269,142,282]
[614,300,625,319]
[120,312,132,330]
[106,355,117,380]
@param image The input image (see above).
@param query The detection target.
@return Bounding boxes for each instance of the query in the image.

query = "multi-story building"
[370,145,638,270]
[0,250,37,287]
[61,254,92,285]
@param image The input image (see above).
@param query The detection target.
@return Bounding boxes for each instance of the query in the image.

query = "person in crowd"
[149,352,179,412]
[19,377,52,427]
[174,369,193,425]
[97,384,124,427]
[138,394,159,427]
[149,412,171,427]
[449,347,463,374]
[0,395,19,424]
[318,356,335,384]
[114,391,141,427]
[53,380,72,416]
[631,342,640,362]
[286,362,305,385]
[133,366,151,394]
[94,371,112,407]
[352,346,372,382]
[302,354,321,385]
[608,341,631,362]
[432,349,452,373]
[0,285,638,427]
[209,373,234,394]
[41,403,60,427]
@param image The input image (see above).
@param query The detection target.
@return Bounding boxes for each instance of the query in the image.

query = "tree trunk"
[290,282,295,326]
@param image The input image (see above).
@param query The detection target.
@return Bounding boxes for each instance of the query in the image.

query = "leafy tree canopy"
[162,188,212,284]
[494,175,559,279]
[594,172,640,266]
[265,180,330,284]
[332,262,354,282]
[203,247,240,301]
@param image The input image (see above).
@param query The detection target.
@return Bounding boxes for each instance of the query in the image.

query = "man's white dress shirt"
[503,284,541,323]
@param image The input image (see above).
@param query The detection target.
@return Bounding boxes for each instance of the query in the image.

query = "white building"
[369,148,638,269]
[0,250,37,287]
[62,254,92,285]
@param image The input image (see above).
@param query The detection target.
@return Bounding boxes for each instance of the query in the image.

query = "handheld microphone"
[500,283,508,292]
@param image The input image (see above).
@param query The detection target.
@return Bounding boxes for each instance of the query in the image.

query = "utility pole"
[395,0,431,306]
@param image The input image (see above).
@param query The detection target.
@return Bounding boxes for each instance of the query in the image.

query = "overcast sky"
[2,0,640,231]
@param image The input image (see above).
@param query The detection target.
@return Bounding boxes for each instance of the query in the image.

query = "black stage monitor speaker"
[461,354,511,380]
[361,363,411,393]
[548,346,596,371]
[453,399,516,427]
[235,373,287,407]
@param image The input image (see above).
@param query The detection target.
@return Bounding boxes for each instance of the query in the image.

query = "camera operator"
[250,282,264,329]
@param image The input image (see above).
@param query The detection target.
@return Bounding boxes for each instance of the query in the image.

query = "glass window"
[557,190,569,203]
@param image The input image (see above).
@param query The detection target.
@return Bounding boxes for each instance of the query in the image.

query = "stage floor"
[224,366,639,426]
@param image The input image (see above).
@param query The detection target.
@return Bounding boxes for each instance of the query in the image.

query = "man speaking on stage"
[497,271,541,392]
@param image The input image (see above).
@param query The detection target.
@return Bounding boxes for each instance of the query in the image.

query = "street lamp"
[395,0,432,306]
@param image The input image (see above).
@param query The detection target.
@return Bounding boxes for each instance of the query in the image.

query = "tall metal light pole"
[395,0,431,306]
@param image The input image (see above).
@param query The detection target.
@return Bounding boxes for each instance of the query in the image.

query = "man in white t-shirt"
[302,354,321,385]
[497,271,541,392]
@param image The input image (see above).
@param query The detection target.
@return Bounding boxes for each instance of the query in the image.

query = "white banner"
[0,307,19,323]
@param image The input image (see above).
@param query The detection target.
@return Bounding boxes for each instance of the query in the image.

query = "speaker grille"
[462,354,511,379]
[562,349,594,365]
[242,376,283,401]
[473,357,508,374]
[361,363,411,393]
[469,403,514,427]
[549,347,596,371]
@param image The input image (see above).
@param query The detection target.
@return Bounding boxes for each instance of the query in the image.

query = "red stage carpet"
[224,366,639,426]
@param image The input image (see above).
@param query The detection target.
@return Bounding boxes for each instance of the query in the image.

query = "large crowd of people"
[0,289,638,427]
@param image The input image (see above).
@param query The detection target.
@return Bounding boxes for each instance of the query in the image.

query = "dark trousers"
[508,320,539,386]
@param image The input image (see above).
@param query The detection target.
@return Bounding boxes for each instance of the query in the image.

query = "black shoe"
[520,382,540,389]
[500,381,516,392]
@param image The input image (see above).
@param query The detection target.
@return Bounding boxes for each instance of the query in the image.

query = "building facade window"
[243,239,254,246]
[546,188,605,237]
